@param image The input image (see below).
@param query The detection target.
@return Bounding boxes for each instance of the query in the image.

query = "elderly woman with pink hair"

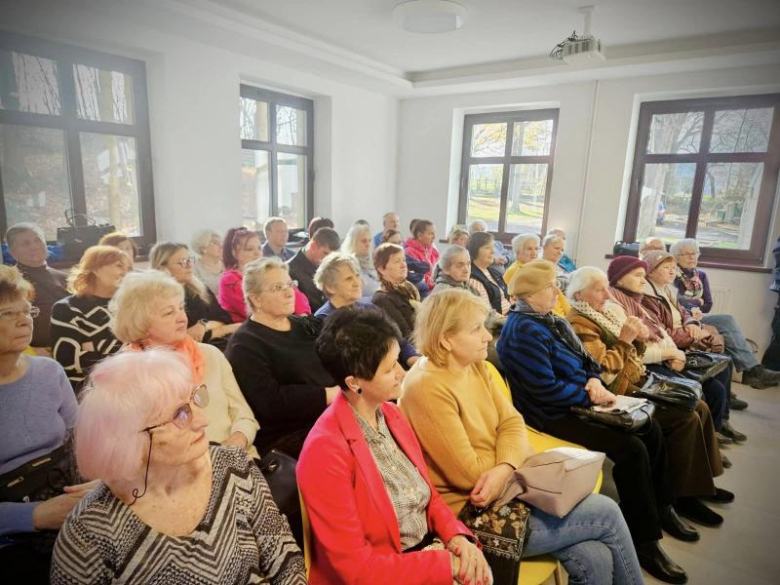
[50,349,306,585]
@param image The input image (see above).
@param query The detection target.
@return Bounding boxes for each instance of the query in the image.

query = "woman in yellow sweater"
[400,289,643,585]
[504,234,570,317]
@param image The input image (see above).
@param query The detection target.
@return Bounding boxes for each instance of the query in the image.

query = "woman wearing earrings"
[50,349,306,585]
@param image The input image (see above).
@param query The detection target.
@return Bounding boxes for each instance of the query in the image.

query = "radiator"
[709,286,732,314]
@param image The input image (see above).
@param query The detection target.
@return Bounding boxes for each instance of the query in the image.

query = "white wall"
[397,64,780,351]
[2,1,398,240]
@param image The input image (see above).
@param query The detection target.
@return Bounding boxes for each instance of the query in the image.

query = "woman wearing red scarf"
[110,270,260,457]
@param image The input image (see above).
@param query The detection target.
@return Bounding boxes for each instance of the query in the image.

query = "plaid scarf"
[677,267,703,303]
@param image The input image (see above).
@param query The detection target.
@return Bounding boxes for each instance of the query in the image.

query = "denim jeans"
[701,313,759,371]
[522,494,644,585]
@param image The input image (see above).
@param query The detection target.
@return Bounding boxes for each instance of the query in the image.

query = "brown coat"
[567,311,645,396]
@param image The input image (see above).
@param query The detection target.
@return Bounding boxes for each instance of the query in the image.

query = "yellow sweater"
[399,358,530,514]
[504,261,571,317]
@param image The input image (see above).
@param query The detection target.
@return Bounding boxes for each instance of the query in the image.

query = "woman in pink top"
[218,227,311,322]
[404,220,439,290]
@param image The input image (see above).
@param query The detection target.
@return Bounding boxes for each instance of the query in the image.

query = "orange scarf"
[126,335,205,384]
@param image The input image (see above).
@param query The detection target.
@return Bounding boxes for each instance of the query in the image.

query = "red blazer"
[297,392,472,584]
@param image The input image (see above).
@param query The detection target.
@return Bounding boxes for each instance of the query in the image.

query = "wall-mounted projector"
[550,6,606,63]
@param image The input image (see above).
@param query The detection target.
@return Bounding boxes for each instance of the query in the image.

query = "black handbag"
[682,351,731,382]
[636,373,703,411]
[458,499,530,585]
[571,401,655,433]
[256,449,303,547]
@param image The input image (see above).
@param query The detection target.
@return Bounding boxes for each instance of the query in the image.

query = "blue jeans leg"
[521,494,644,585]
[701,313,759,371]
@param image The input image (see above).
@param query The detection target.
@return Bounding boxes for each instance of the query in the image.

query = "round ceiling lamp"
[392,0,467,34]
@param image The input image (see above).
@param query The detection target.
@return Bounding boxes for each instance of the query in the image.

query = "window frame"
[0,30,155,249]
[240,84,314,232]
[624,93,780,269]
[458,109,558,241]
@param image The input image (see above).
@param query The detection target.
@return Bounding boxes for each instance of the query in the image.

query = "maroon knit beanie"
[608,255,649,287]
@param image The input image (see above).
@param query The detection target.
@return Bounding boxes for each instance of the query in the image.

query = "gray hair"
[190,229,220,256]
[243,257,288,312]
[263,216,287,236]
[511,233,540,256]
[566,266,609,302]
[341,223,372,256]
[110,271,184,344]
[314,252,360,298]
[639,237,665,255]
[669,238,700,257]
[541,234,564,248]
[468,220,487,233]
[438,245,470,272]
[546,227,567,239]
[5,222,45,249]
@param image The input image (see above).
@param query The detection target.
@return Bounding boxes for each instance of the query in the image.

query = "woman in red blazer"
[297,307,491,585]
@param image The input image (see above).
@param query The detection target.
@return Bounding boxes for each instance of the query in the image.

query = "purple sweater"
[0,357,77,536]
[674,268,713,313]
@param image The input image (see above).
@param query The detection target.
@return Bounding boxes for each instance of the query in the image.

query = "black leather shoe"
[675,497,724,527]
[701,487,735,504]
[717,432,734,446]
[660,506,700,542]
[742,366,780,389]
[636,541,688,584]
[720,453,732,469]
[721,421,747,443]
[729,395,748,410]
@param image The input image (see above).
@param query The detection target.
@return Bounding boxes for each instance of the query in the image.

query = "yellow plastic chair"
[299,492,312,578]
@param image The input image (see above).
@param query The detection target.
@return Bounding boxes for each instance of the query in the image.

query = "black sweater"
[225,315,334,456]
[50,295,122,391]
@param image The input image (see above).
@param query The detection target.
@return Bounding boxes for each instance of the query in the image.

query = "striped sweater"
[496,311,596,429]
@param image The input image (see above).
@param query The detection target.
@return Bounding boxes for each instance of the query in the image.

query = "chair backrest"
[298,491,311,577]
[485,361,513,404]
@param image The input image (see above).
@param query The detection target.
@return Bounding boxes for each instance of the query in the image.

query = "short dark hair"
[409,218,421,234]
[315,307,402,389]
[311,227,341,251]
[381,229,400,243]
[467,231,494,260]
[308,217,334,235]
[223,227,257,269]
[412,219,433,239]
[373,243,404,272]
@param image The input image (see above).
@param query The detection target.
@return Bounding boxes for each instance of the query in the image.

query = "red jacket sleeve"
[218,271,247,323]
[297,433,454,585]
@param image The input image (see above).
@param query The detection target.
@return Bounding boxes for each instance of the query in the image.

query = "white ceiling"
[205,0,780,74]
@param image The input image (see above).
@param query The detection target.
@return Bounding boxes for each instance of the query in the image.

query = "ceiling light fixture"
[392,0,467,34]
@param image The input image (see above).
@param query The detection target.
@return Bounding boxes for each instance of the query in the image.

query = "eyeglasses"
[263,280,298,294]
[0,306,40,322]
[676,252,697,258]
[141,384,209,433]
[169,257,195,268]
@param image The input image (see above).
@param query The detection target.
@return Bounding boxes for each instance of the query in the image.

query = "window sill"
[604,254,771,274]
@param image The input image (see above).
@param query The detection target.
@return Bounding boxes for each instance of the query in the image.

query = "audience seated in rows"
[342,222,381,299]
[190,228,225,295]
[98,231,139,271]
[0,265,96,584]
[372,243,420,339]
[566,266,733,526]
[496,259,688,584]
[373,212,401,249]
[671,238,780,389]
[287,227,341,313]
[50,246,130,391]
[225,257,338,459]
[111,270,259,457]
[468,220,511,274]
[401,289,644,585]
[5,223,68,350]
[263,217,295,261]
[298,307,490,585]
[150,242,239,350]
[405,219,439,290]
[467,232,511,316]
[313,253,419,368]
[50,349,306,584]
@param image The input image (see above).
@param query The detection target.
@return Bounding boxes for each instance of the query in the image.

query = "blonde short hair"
[243,256,288,312]
[110,271,184,343]
[191,229,220,256]
[0,264,34,304]
[414,288,489,367]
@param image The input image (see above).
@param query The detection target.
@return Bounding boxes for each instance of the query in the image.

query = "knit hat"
[511,259,557,297]
[607,255,649,287]
[641,250,675,275]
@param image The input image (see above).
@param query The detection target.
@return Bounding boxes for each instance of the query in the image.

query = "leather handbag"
[458,499,530,585]
[571,399,655,433]
[494,447,605,518]
[683,350,731,382]
[256,449,303,547]
[636,373,702,411]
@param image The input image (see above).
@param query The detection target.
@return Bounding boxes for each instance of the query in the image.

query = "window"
[239,85,313,232]
[624,94,780,268]
[458,110,558,239]
[0,31,154,247]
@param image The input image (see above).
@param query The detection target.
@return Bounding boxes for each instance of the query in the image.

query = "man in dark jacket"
[287,227,340,313]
